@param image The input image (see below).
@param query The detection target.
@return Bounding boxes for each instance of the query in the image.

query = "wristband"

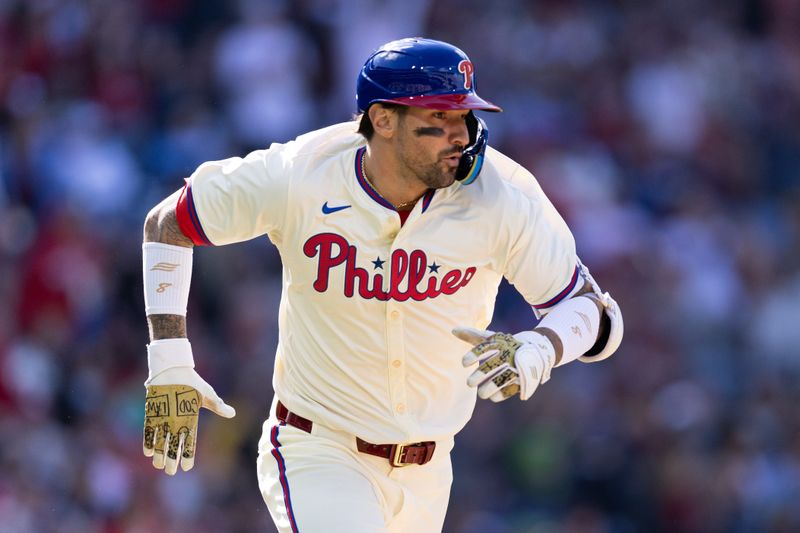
[143,242,193,316]
[147,338,195,381]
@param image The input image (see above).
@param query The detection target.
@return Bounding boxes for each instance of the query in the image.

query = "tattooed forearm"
[143,189,194,247]
[144,189,192,341]
[148,314,187,341]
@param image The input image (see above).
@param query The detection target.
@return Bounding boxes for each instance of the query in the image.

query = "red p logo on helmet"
[458,60,474,90]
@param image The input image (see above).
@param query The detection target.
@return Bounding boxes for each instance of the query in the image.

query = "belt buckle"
[390,444,409,467]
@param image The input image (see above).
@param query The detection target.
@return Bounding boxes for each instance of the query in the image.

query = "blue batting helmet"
[356,37,502,113]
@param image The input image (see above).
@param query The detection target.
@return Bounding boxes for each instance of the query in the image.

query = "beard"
[399,146,461,190]
[416,160,457,189]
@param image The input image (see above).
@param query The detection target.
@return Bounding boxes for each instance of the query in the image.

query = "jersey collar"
[354,147,435,214]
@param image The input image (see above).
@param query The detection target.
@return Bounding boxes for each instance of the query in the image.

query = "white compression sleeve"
[534,295,601,366]
[143,242,193,316]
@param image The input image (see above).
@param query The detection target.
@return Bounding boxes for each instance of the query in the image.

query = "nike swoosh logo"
[322,202,352,214]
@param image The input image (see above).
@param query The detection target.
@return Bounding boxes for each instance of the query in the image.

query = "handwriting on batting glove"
[462,332,523,402]
[143,385,200,475]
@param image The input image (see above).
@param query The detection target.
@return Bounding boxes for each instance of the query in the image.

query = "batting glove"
[143,338,235,475]
[452,327,556,402]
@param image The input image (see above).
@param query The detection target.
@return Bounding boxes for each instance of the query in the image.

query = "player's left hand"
[452,327,556,402]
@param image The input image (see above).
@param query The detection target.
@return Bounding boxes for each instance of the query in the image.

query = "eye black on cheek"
[413,127,445,137]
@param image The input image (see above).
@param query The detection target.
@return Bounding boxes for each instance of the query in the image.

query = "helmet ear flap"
[455,112,488,184]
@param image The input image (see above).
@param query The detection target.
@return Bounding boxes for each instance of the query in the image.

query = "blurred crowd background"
[1,0,799,531]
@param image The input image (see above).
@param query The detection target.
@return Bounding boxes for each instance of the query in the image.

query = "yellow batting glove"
[453,327,556,402]
[143,339,235,475]
[144,384,201,474]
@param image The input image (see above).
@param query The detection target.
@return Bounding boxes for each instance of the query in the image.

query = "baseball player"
[141,38,623,532]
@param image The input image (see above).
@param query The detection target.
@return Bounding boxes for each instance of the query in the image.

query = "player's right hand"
[143,339,235,475]
[452,327,556,402]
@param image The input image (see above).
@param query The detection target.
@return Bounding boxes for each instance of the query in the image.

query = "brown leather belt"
[276,401,436,467]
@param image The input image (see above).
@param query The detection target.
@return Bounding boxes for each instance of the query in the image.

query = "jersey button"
[390,310,401,320]
[396,403,406,413]
[392,359,401,368]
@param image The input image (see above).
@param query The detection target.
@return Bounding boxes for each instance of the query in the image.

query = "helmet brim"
[377,93,502,112]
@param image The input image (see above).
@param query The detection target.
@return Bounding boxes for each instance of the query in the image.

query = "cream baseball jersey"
[175,121,579,444]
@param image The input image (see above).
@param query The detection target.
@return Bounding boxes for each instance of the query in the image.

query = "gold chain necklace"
[360,150,419,211]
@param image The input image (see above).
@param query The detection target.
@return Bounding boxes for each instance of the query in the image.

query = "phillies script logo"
[304,233,476,301]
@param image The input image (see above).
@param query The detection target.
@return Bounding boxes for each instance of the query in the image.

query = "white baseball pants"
[257,411,454,532]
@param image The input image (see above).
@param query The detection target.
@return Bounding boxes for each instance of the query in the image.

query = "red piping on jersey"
[270,424,299,533]
[355,147,394,210]
[421,189,434,212]
[354,147,436,215]
[533,265,580,310]
[175,179,213,246]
